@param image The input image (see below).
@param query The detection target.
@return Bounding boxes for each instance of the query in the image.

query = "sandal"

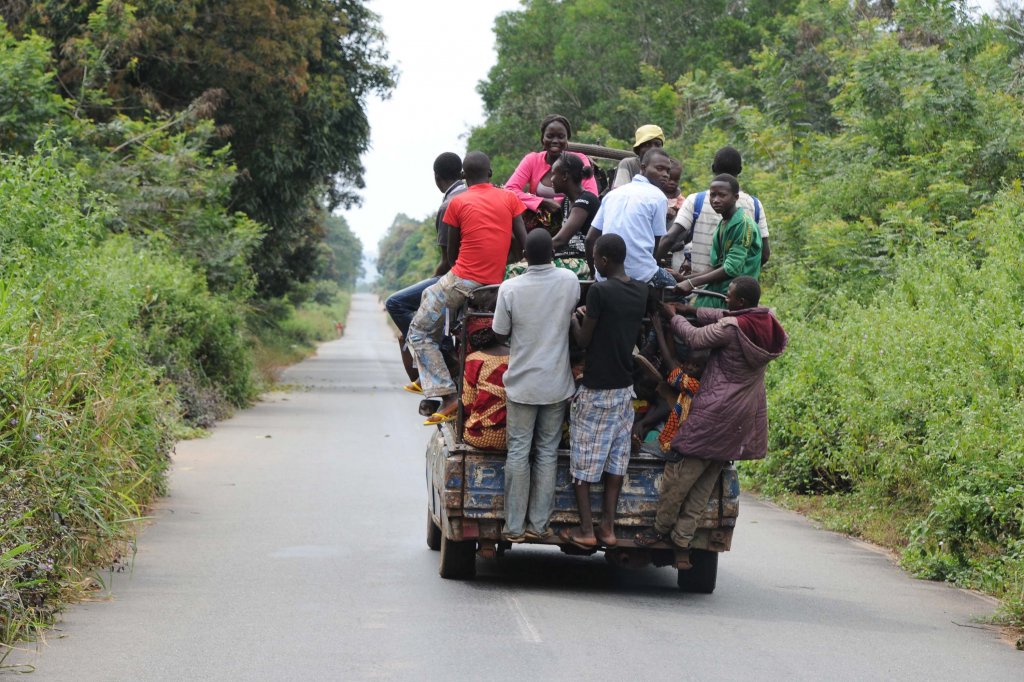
[634,527,668,547]
[675,549,692,570]
[558,527,598,550]
[524,528,555,542]
[402,380,423,394]
[422,412,455,426]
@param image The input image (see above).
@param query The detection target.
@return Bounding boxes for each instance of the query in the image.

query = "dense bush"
[0,153,179,643]
[425,0,1024,626]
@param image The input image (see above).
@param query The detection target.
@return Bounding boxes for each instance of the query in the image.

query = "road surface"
[6,294,1020,680]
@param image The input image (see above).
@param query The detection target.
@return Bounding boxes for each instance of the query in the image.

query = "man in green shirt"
[676,174,761,308]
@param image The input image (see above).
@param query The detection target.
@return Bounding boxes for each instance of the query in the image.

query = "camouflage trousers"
[406,272,482,398]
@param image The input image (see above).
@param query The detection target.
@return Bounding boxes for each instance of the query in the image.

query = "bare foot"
[594,525,618,547]
[558,527,597,549]
[435,396,458,417]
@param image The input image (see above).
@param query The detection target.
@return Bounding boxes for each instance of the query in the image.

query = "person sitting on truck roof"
[636,276,787,569]
[386,152,466,391]
[492,229,581,542]
[461,318,510,450]
[549,153,601,280]
[409,151,529,425]
[611,124,666,190]
[663,158,685,229]
[675,174,762,308]
[561,233,648,549]
[505,115,599,216]
[656,146,771,273]
[586,148,679,288]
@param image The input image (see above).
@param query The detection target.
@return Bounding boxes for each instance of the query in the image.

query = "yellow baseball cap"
[633,124,665,149]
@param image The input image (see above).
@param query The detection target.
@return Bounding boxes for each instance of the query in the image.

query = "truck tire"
[677,549,718,593]
[439,534,476,580]
[427,511,442,551]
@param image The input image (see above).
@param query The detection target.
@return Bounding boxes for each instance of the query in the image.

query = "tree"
[1,0,396,298]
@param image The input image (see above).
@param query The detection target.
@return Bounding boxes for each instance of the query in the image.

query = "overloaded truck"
[423,281,740,592]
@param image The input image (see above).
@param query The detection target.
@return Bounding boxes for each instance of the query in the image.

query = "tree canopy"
[2,0,393,296]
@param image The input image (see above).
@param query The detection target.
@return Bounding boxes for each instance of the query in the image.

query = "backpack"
[692,191,761,225]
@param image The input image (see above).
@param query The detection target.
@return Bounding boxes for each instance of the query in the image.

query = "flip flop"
[422,412,455,426]
[402,381,423,394]
[558,527,598,550]
[634,528,668,547]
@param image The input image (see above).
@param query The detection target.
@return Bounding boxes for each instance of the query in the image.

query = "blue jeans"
[384,276,440,337]
[648,267,677,288]
[503,399,567,535]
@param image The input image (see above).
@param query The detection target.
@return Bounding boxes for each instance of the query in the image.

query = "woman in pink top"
[505,115,600,214]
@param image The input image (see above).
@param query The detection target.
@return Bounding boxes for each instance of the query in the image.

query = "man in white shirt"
[657,146,771,273]
[492,229,581,541]
[587,148,676,288]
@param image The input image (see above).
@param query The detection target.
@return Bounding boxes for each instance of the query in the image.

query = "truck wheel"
[439,534,477,580]
[677,549,718,593]
[427,511,442,551]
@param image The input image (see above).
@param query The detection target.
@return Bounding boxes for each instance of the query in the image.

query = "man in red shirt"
[408,151,528,423]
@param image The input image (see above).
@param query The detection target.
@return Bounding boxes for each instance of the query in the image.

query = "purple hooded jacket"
[669,306,788,461]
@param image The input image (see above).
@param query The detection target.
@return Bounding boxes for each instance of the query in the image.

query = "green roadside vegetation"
[0,1,391,648]
[378,1,1024,627]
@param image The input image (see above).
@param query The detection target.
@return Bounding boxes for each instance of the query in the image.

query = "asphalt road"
[7,293,1020,680]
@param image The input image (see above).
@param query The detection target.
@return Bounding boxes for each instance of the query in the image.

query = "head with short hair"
[525,228,554,266]
[681,348,710,378]
[433,152,462,185]
[709,173,740,216]
[640,148,673,191]
[727,276,761,310]
[711,146,743,176]
[540,114,573,139]
[593,233,627,278]
[461,151,492,185]
[664,157,683,197]
[540,115,572,157]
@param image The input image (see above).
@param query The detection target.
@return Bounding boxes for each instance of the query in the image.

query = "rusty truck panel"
[427,426,740,550]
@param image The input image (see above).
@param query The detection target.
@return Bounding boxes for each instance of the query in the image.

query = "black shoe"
[418,399,441,416]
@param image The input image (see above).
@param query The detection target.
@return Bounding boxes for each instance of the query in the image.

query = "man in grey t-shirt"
[493,230,580,541]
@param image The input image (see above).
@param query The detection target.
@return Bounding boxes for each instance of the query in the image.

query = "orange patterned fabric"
[462,352,509,450]
[658,369,701,451]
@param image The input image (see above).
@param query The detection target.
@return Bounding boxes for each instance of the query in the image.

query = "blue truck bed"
[426,423,739,581]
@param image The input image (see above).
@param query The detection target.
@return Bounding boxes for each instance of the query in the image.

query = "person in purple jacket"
[634,276,787,569]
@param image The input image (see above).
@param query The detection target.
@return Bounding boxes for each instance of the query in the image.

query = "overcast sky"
[341,0,521,277]
[344,0,1008,278]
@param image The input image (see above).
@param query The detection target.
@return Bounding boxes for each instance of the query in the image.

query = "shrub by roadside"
[0,152,259,647]
[749,186,1024,628]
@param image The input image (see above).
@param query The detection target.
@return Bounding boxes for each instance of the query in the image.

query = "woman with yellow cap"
[612,124,666,189]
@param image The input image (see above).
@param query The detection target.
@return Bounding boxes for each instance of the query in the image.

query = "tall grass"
[0,151,258,645]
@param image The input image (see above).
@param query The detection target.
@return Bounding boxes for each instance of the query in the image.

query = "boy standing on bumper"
[636,276,787,567]
[493,230,581,542]
[561,234,648,548]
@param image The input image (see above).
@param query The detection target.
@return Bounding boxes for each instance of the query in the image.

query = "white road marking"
[505,594,542,644]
